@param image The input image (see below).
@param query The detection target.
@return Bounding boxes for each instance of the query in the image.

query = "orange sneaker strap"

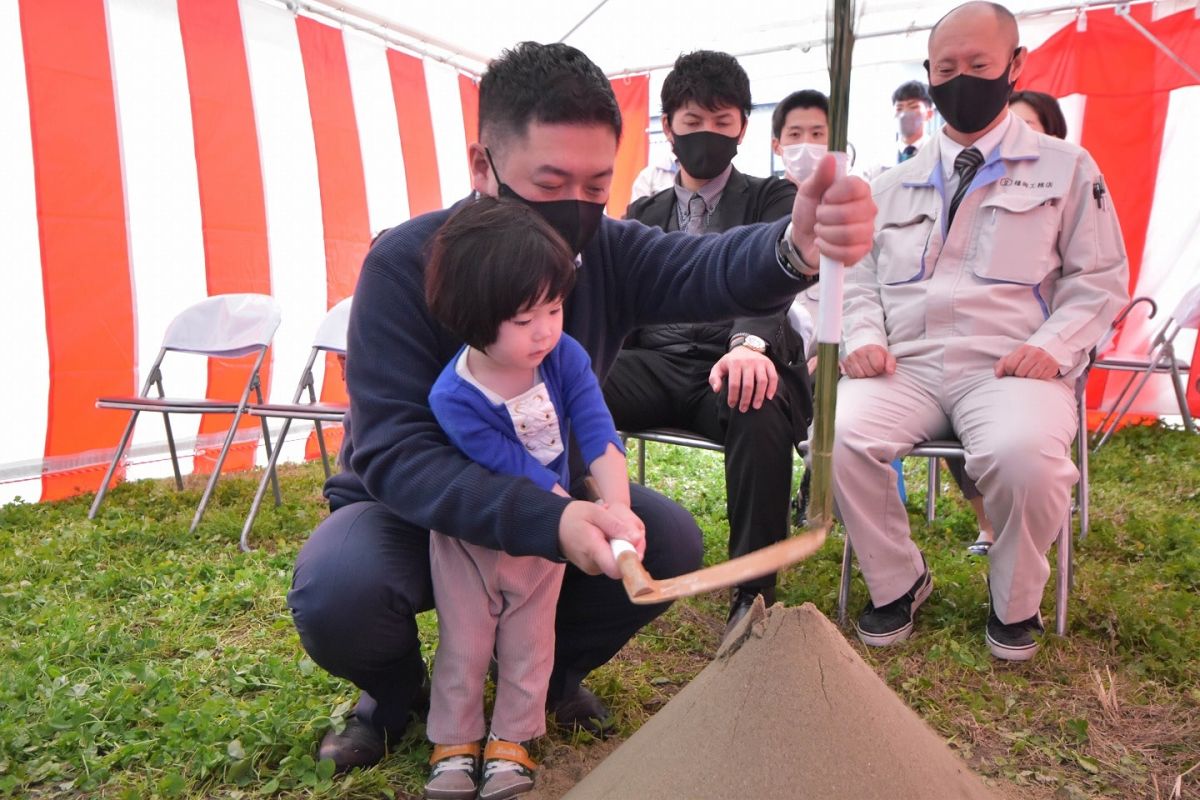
[483,739,537,771]
[429,741,482,766]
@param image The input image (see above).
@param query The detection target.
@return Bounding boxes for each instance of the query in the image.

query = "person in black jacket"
[287,42,876,773]
[604,51,811,639]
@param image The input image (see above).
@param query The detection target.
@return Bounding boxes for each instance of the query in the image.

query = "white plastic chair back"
[313,297,352,354]
[1171,284,1200,330]
[162,294,282,357]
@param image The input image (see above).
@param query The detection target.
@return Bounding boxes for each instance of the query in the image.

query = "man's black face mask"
[924,49,1020,134]
[670,129,740,181]
[485,148,605,256]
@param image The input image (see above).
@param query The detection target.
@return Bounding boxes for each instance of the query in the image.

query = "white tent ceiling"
[291,0,1195,77]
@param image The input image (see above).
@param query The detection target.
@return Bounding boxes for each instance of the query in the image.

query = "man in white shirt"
[892,80,935,163]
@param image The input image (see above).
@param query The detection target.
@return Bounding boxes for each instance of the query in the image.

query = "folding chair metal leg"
[837,534,853,627]
[241,416,295,552]
[150,373,185,491]
[925,457,938,522]
[637,439,646,485]
[1169,360,1196,433]
[1077,394,1091,541]
[1054,513,1071,637]
[161,411,184,491]
[257,414,282,506]
[190,350,268,534]
[191,413,243,533]
[1094,361,1161,450]
[252,382,282,507]
[88,410,140,519]
[1092,369,1139,445]
[313,421,332,479]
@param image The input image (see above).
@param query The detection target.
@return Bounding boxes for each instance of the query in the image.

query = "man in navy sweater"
[287,41,875,771]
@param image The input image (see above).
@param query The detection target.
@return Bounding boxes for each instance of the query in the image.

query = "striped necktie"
[947,147,984,227]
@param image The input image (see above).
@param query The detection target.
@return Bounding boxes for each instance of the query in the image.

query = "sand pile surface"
[565,602,999,800]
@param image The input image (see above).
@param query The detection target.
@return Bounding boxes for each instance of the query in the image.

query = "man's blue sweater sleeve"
[602,216,810,332]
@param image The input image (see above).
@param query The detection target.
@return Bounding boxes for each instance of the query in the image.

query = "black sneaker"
[986,607,1044,661]
[855,566,933,647]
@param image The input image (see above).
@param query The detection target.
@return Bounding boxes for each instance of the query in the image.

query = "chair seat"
[96,396,242,414]
[620,428,724,452]
[1094,355,1189,372]
[249,401,348,423]
[909,440,965,457]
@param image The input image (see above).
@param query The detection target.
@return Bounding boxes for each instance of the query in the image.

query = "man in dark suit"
[603,51,811,638]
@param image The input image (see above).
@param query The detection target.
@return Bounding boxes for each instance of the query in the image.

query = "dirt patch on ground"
[526,738,621,800]
[564,601,1000,800]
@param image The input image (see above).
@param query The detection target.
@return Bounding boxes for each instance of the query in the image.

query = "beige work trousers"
[832,350,1078,623]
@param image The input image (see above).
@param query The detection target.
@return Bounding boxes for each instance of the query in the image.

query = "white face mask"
[779,142,829,184]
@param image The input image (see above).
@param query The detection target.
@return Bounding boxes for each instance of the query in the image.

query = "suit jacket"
[622,167,813,433]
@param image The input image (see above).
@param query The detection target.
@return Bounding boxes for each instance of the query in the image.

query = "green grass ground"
[1,424,1197,799]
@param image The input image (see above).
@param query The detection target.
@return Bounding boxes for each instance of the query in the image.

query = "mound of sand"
[565,601,999,800]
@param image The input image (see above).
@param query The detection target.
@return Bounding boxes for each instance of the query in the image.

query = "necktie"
[899,144,917,163]
[947,147,984,227]
[685,193,708,235]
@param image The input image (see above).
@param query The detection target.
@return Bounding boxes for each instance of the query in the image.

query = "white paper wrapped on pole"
[815,151,849,345]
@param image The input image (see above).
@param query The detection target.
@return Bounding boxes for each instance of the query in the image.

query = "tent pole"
[603,0,1164,78]
[269,0,489,77]
[1115,3,1200,83]
[558,0,612,43]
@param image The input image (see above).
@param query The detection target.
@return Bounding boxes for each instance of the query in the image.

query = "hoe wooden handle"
[609,538,655,599]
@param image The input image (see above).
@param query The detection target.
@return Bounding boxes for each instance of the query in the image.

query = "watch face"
[743,335,768,352]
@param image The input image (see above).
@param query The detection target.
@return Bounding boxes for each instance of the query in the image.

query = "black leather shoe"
[318,715,386,772]
[549,684,614,738]
[723,587,775,642]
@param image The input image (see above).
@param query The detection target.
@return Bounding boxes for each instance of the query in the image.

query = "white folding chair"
[240,297,352,551]
[89,294,282,533]
[1092,287,1200,450]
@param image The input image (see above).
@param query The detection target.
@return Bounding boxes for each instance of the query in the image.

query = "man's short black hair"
[771,90,829,139]
[426,197,577,351]
[478,41,622,147]
[660,50,752,125]
[892,80,933,107]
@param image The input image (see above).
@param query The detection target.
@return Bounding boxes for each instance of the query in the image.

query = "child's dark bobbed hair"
[425,196,577,350]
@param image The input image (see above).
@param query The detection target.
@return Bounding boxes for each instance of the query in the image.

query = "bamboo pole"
[808,0,858,529]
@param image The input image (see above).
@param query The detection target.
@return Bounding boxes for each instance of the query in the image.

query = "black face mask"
[670,129,740,181]
[485,148,604,256]
[925,51,1019,134]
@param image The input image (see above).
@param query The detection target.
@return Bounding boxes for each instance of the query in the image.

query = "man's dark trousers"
[287,481,702,736]
[602,350,795,595]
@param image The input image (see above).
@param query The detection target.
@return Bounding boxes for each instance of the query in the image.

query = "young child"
[422,197,637,800]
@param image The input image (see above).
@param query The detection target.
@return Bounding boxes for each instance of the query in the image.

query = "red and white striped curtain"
[1019,5,1200,421]
[0,0,650,504]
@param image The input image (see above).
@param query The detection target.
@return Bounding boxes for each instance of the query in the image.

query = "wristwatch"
[730,333,769,354]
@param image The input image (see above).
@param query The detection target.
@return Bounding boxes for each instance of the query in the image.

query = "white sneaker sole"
[987,631,1040,661]
[856,572,933,647]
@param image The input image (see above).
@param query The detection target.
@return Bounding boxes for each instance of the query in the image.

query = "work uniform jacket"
[844,116,1129,381]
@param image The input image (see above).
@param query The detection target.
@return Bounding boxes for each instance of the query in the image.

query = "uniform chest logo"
[999,178,1055,189]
